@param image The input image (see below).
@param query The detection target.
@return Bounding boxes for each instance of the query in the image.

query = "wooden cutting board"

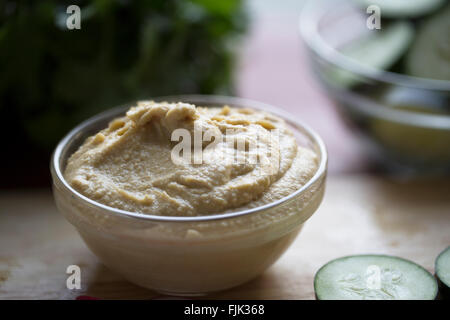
[0,175,449,299]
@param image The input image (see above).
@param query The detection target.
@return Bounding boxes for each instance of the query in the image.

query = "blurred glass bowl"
[299,0,450,175]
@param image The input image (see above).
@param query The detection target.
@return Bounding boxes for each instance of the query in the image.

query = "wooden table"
[1,175,448,299]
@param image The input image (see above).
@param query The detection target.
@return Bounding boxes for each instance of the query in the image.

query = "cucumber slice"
[406,5,450,81]
[329,21,414,88]
[436,247,450,299]
[314,255,438,300]
[354,0,446,18]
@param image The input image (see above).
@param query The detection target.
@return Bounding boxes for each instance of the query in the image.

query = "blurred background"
[3,0,449,189]
[0,0,369,189]
[2,0,450,190]
[1,0,247,188]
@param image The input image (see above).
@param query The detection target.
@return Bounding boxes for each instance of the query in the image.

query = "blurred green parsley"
[0,0,247,149]
[0,0,247,187]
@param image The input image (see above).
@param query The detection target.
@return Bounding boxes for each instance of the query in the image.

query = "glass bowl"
[50,95,327,296]
[300,0,450,175]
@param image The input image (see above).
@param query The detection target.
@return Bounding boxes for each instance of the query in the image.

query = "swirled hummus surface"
[64,102,318,216]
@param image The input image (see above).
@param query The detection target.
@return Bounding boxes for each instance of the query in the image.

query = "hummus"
[54,99,326,294]
[64,101,318,216]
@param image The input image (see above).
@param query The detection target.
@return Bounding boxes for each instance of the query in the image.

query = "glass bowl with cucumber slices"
[300,0,450,175]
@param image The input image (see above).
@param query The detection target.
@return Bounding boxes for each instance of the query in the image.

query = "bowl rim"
[298,0,450,92]
[51,94,328,223]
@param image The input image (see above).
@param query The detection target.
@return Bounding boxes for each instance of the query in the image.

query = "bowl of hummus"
[51,95,327,295]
